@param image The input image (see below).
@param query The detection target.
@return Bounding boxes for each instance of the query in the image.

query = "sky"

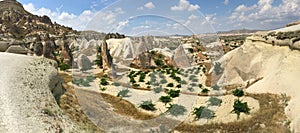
[18,0,300,35]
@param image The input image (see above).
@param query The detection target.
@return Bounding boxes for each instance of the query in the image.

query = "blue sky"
[18,0,300,35]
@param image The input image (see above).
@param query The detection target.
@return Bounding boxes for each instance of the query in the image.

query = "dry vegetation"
[174,93,291,133]
[99,93,156,120]
[59,73,104,132]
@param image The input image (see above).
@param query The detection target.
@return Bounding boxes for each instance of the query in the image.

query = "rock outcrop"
[101,39,113,70]
[217,25,300,132]
[101,33,125,70]
[0,0,76,39]
[173,45,191,68]
[0,53,81,132]
[247,25,300,50]
[77,54,93,71]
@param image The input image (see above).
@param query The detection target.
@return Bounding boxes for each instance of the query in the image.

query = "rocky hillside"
[0,0,76,39]
[216,24,300,132]
[0,0,78,68]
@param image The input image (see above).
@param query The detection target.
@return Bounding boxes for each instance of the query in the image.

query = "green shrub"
[201,88,210,94]
[191,79,198,82]
[160,79,168,84]
[94,55,103,68]
[233,89,244,98]
[232,100,250,119]
[189,75,197,80]
[173,76,181,83]
[168,90,180,98]
[72,78,82,86]
[167,83,174,87]
[208,97,222,106]
[212,84,220,90]
[155,59,164,67]
[151,82,159,86]
[198,84,203,88]
[188,87,194,92]
[86,76,96,82]
[193,106,215,120]
[158,53,164,59]
[153,87,163,93]
[59,63,70,71]
[176,84,181,88]
[202,67,207,74]
[140,101,156,111]
[188,48,194,53]
[139,73,146,82]
[112,82,121,87]
[190,83,197,87]
[81,80,91,87]
[130,77,136,84]
[117,89,130,98]
[133,84,140,88]
[166,104,187,116]
[181,80,187,85]
[100,78,109,86]
[159,96,172,104]
[72,78,91,87]
[100,87,107,91]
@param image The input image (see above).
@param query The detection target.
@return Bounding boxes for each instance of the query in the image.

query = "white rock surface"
[0,53,78,132]
[218,38,300,132]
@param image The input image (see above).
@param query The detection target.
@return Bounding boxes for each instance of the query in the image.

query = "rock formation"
[0,53,80,132]
[173,45,191,68]
[217,25,300,132]
[77,54,93,71]
[101,38,113,70]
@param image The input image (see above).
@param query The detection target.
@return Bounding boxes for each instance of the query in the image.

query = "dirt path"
[75,88,182,133]
[0,53,32,133]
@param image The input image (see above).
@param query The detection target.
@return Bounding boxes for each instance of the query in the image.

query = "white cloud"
[171,0,200,11]
[185,14,199,26]
[188,14,198,20]
[229,0,300,29]
[224,0,229,5]
[116,20,129,30]
[144,2,155,9]
[58,12,76,21]
[23,3,97,30]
